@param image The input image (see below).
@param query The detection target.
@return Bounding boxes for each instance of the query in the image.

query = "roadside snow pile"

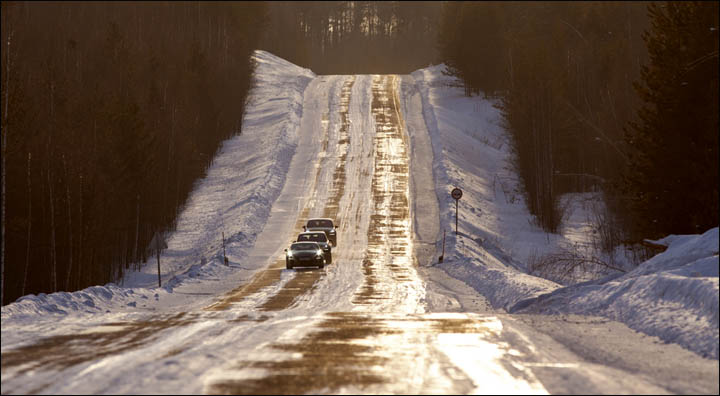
[407,65,562,310]
[0,285,157,319]
[2,50,315,321]
[122,49,315,289]
[513,227,719,359]
[409,63,719,359]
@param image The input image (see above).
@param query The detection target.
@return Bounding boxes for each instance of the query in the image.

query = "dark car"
[296,231,332,263]
[285,242,325,269]
[304,218,338,246]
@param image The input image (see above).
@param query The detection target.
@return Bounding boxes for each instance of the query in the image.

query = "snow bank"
[2,50,315,321]
[512,227,719,359]
[0,285,156,319]
[407,65,561,310]
[410,63,719,359]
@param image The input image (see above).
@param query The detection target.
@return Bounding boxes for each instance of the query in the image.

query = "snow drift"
[512,227,719,359]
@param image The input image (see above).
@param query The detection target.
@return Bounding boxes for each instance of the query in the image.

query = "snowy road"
[1,55,717,394]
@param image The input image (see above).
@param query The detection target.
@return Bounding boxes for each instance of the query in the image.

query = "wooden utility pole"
[222,232,228,266]
[151,232,167,287]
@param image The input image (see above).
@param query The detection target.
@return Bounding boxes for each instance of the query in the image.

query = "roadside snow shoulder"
[409,65,560,311]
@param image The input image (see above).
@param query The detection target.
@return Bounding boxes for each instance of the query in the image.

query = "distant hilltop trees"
[259,1,442,75]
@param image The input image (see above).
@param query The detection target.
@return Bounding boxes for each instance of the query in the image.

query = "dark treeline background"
[1,1,266,305]
[2,2,717,305]
[0,1,443,306]
[439,1,718,249]
[259,1,441,74]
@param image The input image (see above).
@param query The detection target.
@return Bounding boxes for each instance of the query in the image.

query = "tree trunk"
[133,193,140,266]
[22,153,32,297]
[64,155,73,291]
[48,167,57,293]
[48,80,57,293]
[2,28,13,306]
[76,174,83,291]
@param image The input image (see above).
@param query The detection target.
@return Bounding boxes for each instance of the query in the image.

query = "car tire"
[326,252,332,264]
[286,258,293,270]
[318,261,324,269]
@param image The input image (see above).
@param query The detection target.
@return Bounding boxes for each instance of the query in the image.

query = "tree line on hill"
[438,1,718,248]
[259,1,441,74]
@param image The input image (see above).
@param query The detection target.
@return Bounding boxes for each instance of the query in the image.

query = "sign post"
[451,187,462,235]
[438,229,446,263]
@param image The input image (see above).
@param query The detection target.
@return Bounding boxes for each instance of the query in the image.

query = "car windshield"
[307,219,333,228]
[297,233,327,242]
[291,243,318,251]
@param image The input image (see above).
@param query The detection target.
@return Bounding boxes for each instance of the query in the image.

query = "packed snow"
[2,50,718,367]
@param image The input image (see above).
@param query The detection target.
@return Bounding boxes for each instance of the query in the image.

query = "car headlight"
[329,229,336,234]
[316,249,323,256]
[287,251,293,258]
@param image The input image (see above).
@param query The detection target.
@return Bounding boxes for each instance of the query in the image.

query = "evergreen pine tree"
[623,1,718,238]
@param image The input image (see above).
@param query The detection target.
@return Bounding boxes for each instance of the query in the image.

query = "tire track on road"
[210,76,356,313]
[354,74,414,306]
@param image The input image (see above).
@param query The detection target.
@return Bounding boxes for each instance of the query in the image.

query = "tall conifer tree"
[623,1,719,238]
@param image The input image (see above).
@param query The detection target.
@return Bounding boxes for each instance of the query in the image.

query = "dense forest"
[439,1,718,247]
[1,1,718,305]
[0,2,267,305]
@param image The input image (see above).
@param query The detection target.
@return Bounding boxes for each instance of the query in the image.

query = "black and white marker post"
[451,187,462,235]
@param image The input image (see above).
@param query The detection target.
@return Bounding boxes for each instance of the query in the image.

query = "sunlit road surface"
[206,75,547,394]
[210,313,546,395]
[2,73,717,395]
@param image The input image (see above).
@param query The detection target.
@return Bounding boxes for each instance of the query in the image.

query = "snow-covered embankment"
[405,63,719,360]
[404,65,561,311]
[1,50,315,320]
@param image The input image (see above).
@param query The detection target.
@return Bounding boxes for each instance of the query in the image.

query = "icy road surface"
[2,58,718,394]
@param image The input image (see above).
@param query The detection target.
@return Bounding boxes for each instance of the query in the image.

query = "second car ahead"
[304,218,338,246]
[285,242,325,269]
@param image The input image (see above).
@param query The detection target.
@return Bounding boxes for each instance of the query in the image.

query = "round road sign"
[451,187,463,200]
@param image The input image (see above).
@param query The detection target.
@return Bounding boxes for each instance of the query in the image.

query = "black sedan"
[295,231,332,263]
[285,242,325,269]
